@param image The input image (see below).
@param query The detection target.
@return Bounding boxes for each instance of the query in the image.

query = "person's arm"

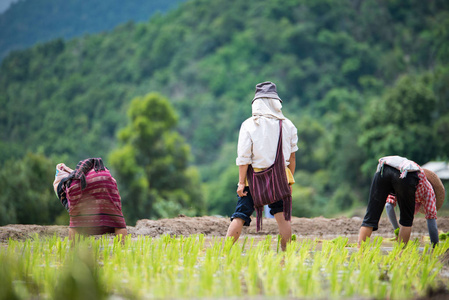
[427,219,439,247]
[237,164,249,197]
[358,226,374,248]
[287,152,296,176]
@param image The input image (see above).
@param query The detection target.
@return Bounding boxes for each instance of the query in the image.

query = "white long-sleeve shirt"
[236,117,298,168]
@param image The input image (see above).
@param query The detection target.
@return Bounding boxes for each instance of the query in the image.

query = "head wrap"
[53,163,74,211]
[252,98,285,125]
[68,158,106,190]
[53,163,74,195]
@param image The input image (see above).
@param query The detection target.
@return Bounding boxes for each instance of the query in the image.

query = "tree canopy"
[0,153,62,225]
[1,0,449,223]
[109,93,204,224]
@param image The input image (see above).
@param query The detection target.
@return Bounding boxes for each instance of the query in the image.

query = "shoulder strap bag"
[247,120,292,231]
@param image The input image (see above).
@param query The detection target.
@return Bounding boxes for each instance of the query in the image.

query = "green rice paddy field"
[1,233,449,300]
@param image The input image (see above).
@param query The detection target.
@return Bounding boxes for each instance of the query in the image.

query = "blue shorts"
[230,187,284,226]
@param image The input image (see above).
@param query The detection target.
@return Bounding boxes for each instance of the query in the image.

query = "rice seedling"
[439,231,449,241]
[0,233,448,300]
[394,227,400,237]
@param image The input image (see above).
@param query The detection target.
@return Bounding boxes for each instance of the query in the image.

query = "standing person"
[53,158,128,241]
[226,81,298,251]
[358,156,445,247]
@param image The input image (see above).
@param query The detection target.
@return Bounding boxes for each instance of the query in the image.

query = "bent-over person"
[53,158,127,241]
[358,155,445,247]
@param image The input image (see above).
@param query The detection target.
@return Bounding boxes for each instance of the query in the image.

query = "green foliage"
[109,144,149,224]
[1,0,449,220]
[109,93,205,224]
[327,184,359,212]
[291,170,331,217]
[295,115,328,173]
[358,74,440,175]
[291,185,316,218]
[53,249,107,300]
[3,235,449,299]
[0,153,63,226]
[206,165,239,216]
[0,0,186,60]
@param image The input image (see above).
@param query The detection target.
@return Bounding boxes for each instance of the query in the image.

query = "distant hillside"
[0,0,17,14]
[0,0,186,60]
[1,0,448,217]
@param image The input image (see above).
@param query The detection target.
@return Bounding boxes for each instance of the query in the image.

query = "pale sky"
[0,0,18,14]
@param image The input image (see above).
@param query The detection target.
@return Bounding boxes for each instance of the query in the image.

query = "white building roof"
[421,161,449,180]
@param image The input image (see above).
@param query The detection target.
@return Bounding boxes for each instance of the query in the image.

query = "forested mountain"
[1,0,448,225]
[0,0,186,60]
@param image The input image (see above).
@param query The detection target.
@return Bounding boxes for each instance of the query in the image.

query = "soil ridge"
[2,215,448,241]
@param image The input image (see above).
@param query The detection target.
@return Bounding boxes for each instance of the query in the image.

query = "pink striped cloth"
[67,169,126,235]
[247,120,292,231]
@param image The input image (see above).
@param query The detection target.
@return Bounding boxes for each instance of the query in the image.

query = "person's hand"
[237,183,247,197]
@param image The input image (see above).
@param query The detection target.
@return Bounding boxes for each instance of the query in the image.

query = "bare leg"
[398,226,412,245]
[358,226,373,248]
[115,227,128,244]
[226,218,245,244]
[274,212,291,251]
[68,228,76,240]
[68,228,78,247]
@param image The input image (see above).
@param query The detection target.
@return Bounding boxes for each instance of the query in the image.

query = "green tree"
[206,165,238,216]
[109,93,205,224]
[1,0,449,219]
[0,152,62,225]
[295,115,327,173]
[358,74,438,175]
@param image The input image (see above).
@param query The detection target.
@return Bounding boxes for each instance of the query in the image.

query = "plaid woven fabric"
[386,194,397,207]
[415,166,437,219]
[385,165,437,219]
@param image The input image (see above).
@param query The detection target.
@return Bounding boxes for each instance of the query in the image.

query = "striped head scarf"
[68,158,106,190]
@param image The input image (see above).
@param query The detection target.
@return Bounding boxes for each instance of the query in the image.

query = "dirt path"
[2,215,449,241]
